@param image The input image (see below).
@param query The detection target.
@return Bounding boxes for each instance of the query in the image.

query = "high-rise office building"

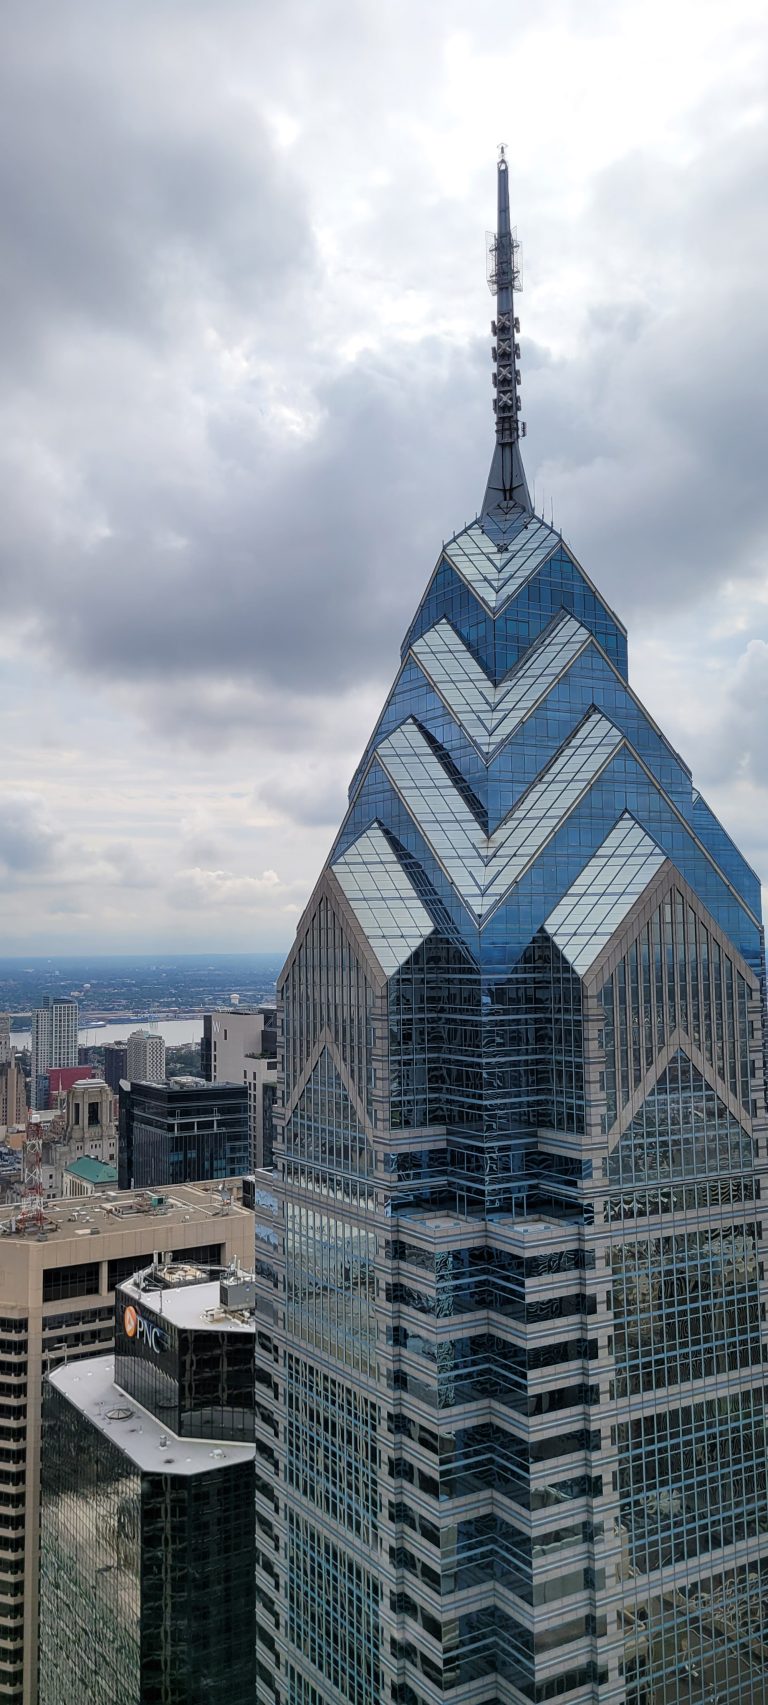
[101,1041,128,1092]
[0,1181,254,1705]
[39,1261,257,1705]
[118,1080,249,1189]
[202,1007,278,1169]
[126,1027,165,1085]
[0,1061,24,1135]
[254,156,768,1705]
[31,998,78,1111]
[0,1023,24,1134]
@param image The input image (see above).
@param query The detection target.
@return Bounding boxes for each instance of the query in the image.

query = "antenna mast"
[16,1117,48,1234]
[482,145,530,513]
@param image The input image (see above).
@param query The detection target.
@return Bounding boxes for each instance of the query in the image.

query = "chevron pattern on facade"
[255,157,768,1705]
[411,609,590,757]
[371,709,624,921]
[442,512,561,610]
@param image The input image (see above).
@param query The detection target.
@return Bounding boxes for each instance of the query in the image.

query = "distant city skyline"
[0,0,766,954]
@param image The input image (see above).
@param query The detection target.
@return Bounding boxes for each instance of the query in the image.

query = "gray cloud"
[1,97,766,740]
[0,0,766,945]
[0,795,59,876]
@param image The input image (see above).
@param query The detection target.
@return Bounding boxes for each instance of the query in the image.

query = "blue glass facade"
[254,157,768,1705]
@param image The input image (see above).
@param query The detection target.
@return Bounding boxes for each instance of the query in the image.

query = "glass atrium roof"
[545,813,667,976]
[411,611,589,757]
[333,824,435,975]
[443,514,561,613]
[376,711,623,922]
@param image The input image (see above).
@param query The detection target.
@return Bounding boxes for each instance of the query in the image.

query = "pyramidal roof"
[326,156,763,986]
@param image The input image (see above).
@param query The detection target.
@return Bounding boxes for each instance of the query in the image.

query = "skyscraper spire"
[482,145,532,515]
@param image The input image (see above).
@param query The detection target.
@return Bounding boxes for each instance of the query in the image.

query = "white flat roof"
[49,1357,255,1477]
[121,1274,255,1334]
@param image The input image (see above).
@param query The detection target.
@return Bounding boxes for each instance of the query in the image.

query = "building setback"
[118,1080,249,1189]
[0,1182,253,1705]
[253,157,768,1705]
[39,1264,257,1705]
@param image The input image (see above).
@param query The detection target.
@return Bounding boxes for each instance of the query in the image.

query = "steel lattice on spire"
[482,148,531,515]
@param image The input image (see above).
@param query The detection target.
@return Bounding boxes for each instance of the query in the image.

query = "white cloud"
[168,866,294,910]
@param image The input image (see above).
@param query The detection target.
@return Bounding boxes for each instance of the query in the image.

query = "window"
[87,1102,99,1127]
[42,1263,100,1304]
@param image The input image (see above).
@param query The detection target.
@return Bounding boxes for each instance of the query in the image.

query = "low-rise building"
[62,1157,118,1197]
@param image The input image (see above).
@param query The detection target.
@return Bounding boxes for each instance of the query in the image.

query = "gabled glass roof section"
[545,813,667,976]
[332,824,434,975]
[375,711,623,922]
[443,514,561,614]
[411,611,589,757]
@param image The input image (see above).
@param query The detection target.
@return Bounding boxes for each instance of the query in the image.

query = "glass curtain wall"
[254,159,768,1705]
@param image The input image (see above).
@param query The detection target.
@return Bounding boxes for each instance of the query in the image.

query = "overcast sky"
[1,0,766,954]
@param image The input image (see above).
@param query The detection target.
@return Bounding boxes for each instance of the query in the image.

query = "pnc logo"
[123,1303,167,1356]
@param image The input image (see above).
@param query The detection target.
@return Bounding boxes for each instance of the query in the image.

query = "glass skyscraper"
[254,154,768,1705]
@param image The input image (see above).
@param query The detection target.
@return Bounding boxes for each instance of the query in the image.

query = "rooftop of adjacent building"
[49,1354,255,1476]
[64,1156,118,1184]
[0,1177,252,1246]
[120,1269,256,1333]
[206,1004,276,1016]
[119,1077,248,1097]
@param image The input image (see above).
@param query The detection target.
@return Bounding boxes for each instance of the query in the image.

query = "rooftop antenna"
[482,145,531,516]
[16,1118,47,1235]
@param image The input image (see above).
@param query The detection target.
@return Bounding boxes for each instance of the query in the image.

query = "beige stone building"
[39,1079,117,1200]
[202,1006,277,1169]
[0,1066,24,1139]
[0,1180,254,1704]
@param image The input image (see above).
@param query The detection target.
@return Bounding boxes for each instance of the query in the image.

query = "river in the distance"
[10,1018,203,1052]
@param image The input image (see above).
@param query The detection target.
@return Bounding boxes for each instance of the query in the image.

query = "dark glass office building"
[253,157,768,1704]
[103,1041,128,1092]
[39,1265,257,1705]
[118,1079,249,1188]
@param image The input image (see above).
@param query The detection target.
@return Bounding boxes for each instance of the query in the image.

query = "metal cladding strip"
[375,711,624,922]
[332,824,435,975]
[544,812,668,976]
[442,513,561,613]
[411,611,590,757]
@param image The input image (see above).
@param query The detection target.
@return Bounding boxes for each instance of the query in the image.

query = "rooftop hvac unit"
[220,1277,257,1313]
